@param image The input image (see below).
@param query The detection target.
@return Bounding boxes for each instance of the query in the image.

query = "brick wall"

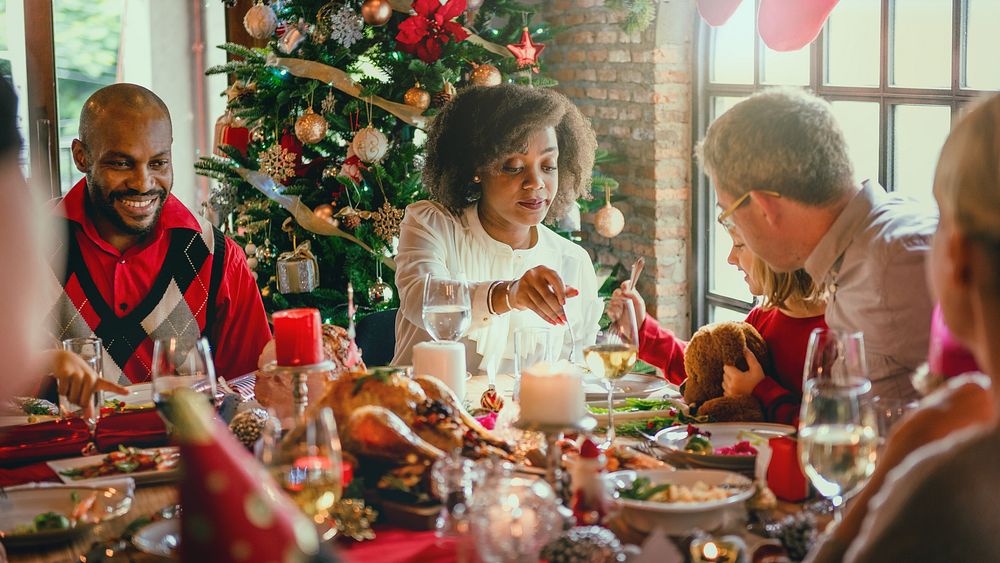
[542,0,697,337]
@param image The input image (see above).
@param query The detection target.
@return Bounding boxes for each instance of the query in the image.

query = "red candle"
[272,308,323,367]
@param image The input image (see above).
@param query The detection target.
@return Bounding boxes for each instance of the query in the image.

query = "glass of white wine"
[799,376,878,525]
[583,299,639,447]
[260,406,344,540]
[802,328,867,384]
[422,273,472,342]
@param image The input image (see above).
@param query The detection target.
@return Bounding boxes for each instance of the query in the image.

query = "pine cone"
[228,408,269,449]
[432,83,457,108]
[539,526,626,563]
[776,511,818,561]
[342,213,361,229]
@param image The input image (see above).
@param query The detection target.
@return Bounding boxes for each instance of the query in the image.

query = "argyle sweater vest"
[48,218,227,384]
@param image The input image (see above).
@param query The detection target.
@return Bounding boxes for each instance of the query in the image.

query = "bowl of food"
[654,422,795,472]
[603,468,754,535]
[0,484,134,548]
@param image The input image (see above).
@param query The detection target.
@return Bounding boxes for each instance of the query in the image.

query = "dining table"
[1,371,815,562]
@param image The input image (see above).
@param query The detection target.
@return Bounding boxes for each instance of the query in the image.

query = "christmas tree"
[196,0,620,324]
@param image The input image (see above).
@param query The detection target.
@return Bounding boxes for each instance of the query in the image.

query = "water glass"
[60,336,104,419]
[799,377,878,524]
[421,274,471,342]
[151,336,217,424]
[803,328,867,384]
[513,327,555,401]
[872,396,918,446]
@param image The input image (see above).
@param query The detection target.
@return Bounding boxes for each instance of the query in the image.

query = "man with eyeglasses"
[698,89,936,401]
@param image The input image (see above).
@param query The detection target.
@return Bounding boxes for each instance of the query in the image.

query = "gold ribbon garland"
[235,167,396,270]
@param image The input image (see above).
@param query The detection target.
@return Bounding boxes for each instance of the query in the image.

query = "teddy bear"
[682,321,767,422]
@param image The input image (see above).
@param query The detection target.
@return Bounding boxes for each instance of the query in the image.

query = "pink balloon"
[758,0,840,52]
[697,0,745,27]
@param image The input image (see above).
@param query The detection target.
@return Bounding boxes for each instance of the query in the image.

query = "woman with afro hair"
[392,83,602,374]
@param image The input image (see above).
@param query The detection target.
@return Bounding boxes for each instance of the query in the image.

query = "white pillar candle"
[518,360,585,426]
[412,341,467,400]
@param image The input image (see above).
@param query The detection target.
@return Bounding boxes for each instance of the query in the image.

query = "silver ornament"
[243,3,278,39]
[367,277,394,305]
[245,242,258,257]
[247,256,259,270]
[351,126,389,163]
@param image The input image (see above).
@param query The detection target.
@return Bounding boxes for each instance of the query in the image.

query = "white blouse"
[392,200,601,373]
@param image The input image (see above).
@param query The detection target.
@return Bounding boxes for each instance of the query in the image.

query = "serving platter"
[0,484,133,548]
[47,446,181,486]
[654,422,795,472]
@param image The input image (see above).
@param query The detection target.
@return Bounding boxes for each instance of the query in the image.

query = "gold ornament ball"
[361,0,393,26]
[403,84,431,111]
[351,126,389,163]
[243,3,277,40]
[294,108,328,145]
[594,203,625,238]
[314,204,335,222]
[470,63,502,87]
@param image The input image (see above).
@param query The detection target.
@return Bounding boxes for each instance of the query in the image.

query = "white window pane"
[965,0,1000,90]
[711,305,749,324]
[709,0,755,84]
[0,0,31,175]
[761,45,810,86]
[831,101,880,184]
[713,96,747,121]
[708,201,754,302]
[891,0,952,88]
[825,0,881,87]
[892,105,951,206]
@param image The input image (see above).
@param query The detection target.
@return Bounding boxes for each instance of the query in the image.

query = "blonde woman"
[612,229,826,424]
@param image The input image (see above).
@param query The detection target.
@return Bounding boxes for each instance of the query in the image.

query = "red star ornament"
[507,27,545,72]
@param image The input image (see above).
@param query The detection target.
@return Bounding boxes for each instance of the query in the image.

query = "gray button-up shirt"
[804,181,937,400]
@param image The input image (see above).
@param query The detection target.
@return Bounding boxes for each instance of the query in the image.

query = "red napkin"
[0,418,90,467]
[0,461,61,487]
[341,527,458,563]
[170,389,329,563]
[94,409,168,452]
[474,411,497,430]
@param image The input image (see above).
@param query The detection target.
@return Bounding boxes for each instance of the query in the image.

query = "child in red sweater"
[611,230,826,424]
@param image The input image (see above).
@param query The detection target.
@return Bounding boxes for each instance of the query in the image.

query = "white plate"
[0,485,133,548]
[583,373,669,400]
[655,422,795,472]
[604,468,754,534]
[585,398,688,426]
[133,518,180,557]
[47,447,181,486]
[0,415,60,428]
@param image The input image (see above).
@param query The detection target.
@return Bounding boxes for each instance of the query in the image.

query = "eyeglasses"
[716,190,782,230]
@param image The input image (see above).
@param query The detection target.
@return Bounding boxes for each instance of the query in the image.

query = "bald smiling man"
[48,84,271,401]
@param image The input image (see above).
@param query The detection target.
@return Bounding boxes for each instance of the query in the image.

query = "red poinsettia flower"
[395,0,469,64]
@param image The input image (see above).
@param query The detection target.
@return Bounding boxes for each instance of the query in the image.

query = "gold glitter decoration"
[331,498,378,541]
[370,201,404,244]
[258,143,297,184]
[320,89,337,115]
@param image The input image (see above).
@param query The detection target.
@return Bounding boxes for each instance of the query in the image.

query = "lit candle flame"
[703,541,720,560]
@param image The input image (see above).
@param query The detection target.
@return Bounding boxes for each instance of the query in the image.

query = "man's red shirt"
[56,179,271,381]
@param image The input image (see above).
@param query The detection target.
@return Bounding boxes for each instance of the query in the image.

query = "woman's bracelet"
[486,280,502,316]
[503,280,514,312]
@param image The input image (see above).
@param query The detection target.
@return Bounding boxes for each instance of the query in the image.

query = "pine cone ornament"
[432,82,457,108]
[540,526,627,563]
[341,213,361,230]
[228,407,270,449]
[767,511,818,561]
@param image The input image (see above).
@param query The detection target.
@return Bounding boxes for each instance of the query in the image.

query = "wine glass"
[421,273,472,342]
[583,299,639,447]
[798,376,878,525]
[802,328,867,384]
[260,406,343,539]
[151,336,217,424]
[60,336,103,422]
[513,327,555,401]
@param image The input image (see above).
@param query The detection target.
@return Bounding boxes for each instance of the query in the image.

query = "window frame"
[691,0,994,329]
